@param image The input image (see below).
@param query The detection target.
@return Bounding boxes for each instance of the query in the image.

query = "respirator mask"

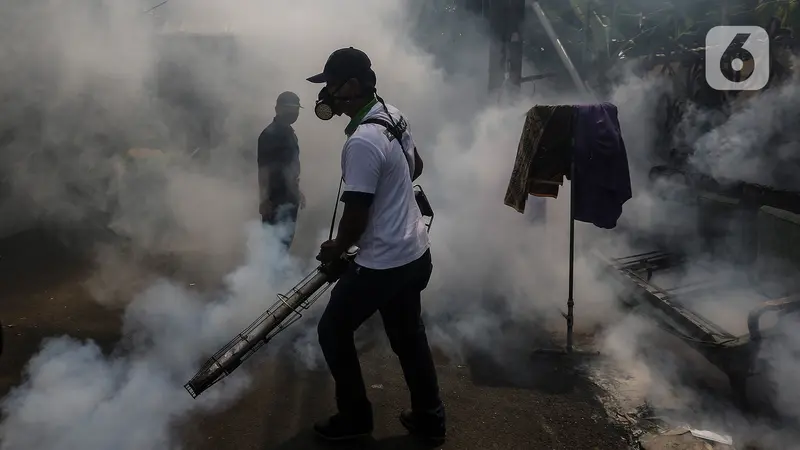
[314,81,375,121]
[314,84,347,121]
[314,87,335,121]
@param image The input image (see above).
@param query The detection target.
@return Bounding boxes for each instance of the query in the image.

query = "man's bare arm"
[331,196,370,253]
[257,166,271,209]
[257,133,275,214]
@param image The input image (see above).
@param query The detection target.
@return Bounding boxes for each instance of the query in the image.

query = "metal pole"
[583,0,591,67]
[488,0,508,95]
[507,0,525,96]
[567,155,575,353]
[529,1,591,96]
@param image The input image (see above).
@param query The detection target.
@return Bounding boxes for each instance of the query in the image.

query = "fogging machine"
[184,185,434,398]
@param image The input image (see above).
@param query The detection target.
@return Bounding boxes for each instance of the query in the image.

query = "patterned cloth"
[503,105,574,213]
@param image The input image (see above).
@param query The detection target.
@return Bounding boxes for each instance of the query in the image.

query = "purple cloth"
[572,103,632,229]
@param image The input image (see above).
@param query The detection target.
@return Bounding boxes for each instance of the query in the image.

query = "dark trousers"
[261,202,299,249]
[317,249,442,421]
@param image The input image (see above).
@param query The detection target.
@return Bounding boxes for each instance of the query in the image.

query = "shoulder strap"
[356,115,433,226]
[361,118,406,151]
[359,117,416,180]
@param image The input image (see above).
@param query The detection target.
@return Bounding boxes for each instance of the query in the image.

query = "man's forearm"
[333,224,360,253]
[332,203,368,253]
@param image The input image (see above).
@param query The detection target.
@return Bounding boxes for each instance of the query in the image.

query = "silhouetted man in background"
[258,91,304,249]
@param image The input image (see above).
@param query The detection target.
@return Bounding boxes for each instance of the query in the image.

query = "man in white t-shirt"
[307,47,445,444]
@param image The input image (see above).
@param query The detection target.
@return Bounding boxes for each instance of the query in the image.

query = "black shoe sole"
[399,414,446,444]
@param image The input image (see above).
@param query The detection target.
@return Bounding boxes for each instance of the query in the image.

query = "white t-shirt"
[341,102,430,270]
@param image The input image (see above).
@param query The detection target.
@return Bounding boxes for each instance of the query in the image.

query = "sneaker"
[399,409,446,444]
[313,413,373,442]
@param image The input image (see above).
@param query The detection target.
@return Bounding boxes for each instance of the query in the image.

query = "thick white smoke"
[5,0,800,449]
[686,57,800,191]
[0,221,303,449]
[0,1,621,449]
[594,56,800,447]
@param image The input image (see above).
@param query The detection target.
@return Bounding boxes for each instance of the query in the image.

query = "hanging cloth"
[572,103,632,229]
[504,105,574,213]
[504,103,632,229]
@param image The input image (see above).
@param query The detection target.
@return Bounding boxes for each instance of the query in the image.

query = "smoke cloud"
[1,222,304,450]
[685,58,800,191]
[0,0,598,448]
[3,0,800,449]
[595,56,800,448]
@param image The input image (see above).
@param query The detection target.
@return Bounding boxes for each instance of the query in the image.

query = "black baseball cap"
[276,91,302,108]
[307,47,375,86]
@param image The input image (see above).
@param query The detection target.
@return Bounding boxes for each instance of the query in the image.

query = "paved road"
[0,230,124,393]
[0,230,631,450]
[180,343,631,450]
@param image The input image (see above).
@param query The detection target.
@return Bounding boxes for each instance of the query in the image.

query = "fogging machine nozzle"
[183,249,357,398]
